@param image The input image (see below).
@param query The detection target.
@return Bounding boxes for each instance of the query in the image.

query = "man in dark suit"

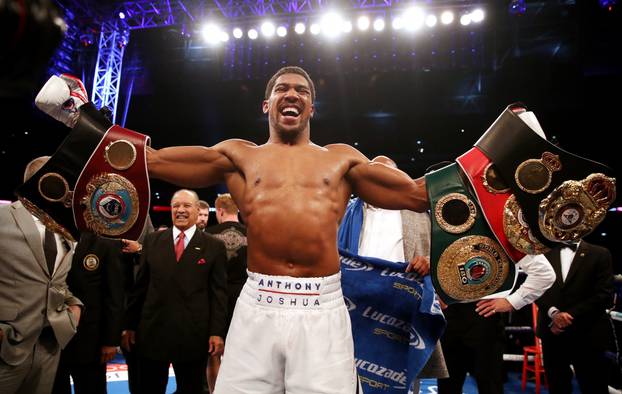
[52,232,125,394]
[122,189,228,394]
[536,240,614,394]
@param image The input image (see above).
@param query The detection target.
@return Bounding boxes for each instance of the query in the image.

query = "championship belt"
[476,104,616,244]
[456,147,535,260]
[426,163,516,304]
[15,103,111,241]
[73,124,150,241]
[15,103,151,240]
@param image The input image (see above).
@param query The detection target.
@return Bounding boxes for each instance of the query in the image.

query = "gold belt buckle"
[539,173,616,242]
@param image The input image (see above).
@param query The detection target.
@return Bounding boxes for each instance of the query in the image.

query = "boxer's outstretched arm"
[147,144,237,188]
[335,145,429,212]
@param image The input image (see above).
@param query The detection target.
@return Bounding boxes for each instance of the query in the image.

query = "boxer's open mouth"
[280,106,300,118]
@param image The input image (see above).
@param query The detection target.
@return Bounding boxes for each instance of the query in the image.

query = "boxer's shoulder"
[324,143,369,166]
[214,138,256,152]
[213,138,257,162]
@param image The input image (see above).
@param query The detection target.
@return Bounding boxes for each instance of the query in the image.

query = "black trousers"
[52,356,107,394]
[541,333,609,394]
[122,347,140,394]
[137,356,207,394]
[437,302,505,394]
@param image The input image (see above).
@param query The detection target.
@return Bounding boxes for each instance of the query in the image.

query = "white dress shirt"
[172,224,196,250]
[547,241,580,317]
[358,205,405,262]
[32,215,71,275]
[559,242,579,282]
[484,254,556,310]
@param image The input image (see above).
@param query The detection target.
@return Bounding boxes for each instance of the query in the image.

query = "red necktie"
[175,231,185,262]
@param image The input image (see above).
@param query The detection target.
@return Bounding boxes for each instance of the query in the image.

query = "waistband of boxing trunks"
[240,270,344,310]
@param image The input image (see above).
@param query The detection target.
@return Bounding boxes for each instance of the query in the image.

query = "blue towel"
[338,198,446,392]
[340,250,446,393]
[337,197,364,255]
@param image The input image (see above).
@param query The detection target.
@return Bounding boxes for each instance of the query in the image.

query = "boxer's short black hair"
[265,66,316,102]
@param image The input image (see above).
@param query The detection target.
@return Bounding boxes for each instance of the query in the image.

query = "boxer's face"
[171,191,199,231]
[263,73,314,135]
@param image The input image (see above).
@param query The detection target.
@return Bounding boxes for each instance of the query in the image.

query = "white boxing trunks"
[213,271,359,394]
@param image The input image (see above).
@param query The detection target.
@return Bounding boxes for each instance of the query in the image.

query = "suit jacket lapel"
[547,247,564,288]
[179,231,202,265]
[11,201,48,275]
[73,233,91,263]
[564,242,585,286]
[164,229,177,263]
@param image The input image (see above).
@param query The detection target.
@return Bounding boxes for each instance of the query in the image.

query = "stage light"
[201,23,222,45]
[276,26,287,37]
[425,14,437,27]
[321,12,344,38]
[403,7,425,31]
[220,31,229,42]
[392,17,404,30]
[295,22,306,34]
[119,12,126,20]
[233,28,243,39]
[599,0,617,10]
[342,20,353,33]
[261,21,276,37]
[460,14,472,26]
[509,0,526,15]
[440,11,454,25]
[248,28,258,40]
[373,18,385,32]
[357,16,370,31]
[471,9,485,23]
[310,23,321,35]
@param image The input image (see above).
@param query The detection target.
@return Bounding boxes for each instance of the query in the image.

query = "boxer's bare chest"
[230,144,352,210]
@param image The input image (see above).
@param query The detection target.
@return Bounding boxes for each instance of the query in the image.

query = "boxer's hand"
[100,345,117,364]
[35,74,88,128]
[121,330,136,352]
[209,336,224,357]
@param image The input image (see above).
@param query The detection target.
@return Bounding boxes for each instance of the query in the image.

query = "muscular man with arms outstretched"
[147,70,426,280]
[147,67,428,393]
[39,66,428,393]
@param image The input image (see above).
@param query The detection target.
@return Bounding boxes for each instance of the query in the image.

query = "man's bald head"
[372,155,397,169]
[23,156,51,182]
[171,189,200,204]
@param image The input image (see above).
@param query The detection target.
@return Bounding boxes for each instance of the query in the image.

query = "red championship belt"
[73,125,151,240]
[457,147,530,261]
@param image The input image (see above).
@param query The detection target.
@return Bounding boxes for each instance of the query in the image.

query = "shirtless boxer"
[146,67,429,393]
[37,66,429,393]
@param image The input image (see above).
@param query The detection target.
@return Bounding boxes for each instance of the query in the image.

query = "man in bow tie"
[536,240,614,393]
[122,189,228,394]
